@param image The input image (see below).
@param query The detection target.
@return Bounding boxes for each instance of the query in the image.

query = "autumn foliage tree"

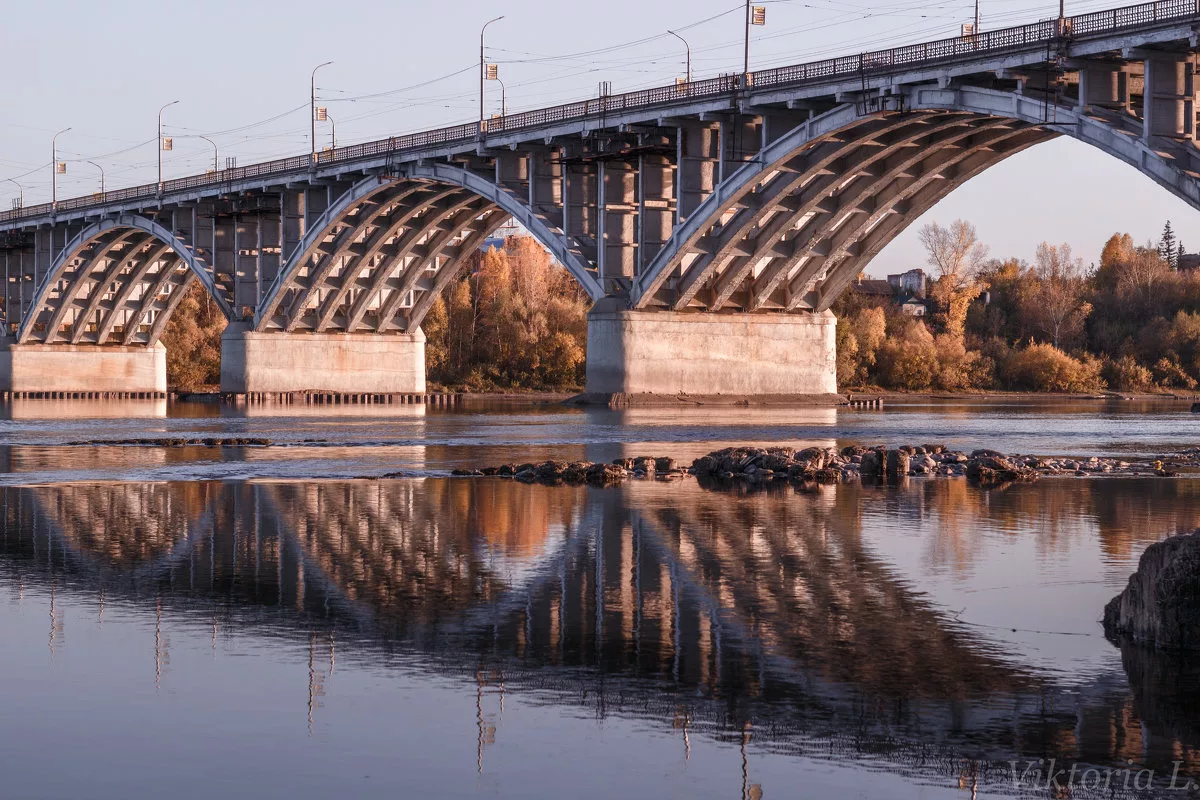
[160,282,227,391]
[424,236,591,391]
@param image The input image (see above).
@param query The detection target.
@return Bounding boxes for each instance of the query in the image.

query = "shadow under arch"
[18,214,232,346]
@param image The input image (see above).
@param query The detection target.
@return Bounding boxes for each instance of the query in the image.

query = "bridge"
[3,0,1200,400]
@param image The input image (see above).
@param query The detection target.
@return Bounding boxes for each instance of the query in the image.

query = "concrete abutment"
[583,302,838,399]
[0,338,167,397]
[218,324,426,395]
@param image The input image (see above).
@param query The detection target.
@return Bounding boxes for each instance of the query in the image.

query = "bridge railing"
[2,0,1196,227]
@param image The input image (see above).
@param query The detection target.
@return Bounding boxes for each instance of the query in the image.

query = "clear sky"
[2,0,1195,274]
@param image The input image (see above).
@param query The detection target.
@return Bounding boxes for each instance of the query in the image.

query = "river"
[2,397,1199,799]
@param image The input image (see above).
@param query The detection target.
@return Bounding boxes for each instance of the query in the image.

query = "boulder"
[860,449,884,479]
[794,447,826,471]
[886,450,911,480]
[1104,530,1200,650]
[691,455,719,474]
[654,457,678,473]
[535,461,569,480]
[586,463,628,485]
[965,455,1038,487]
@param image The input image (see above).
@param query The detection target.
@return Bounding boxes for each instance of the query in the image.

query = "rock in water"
[860,449,884,479]
[1104,530,1200,650]
[885,450,910,481]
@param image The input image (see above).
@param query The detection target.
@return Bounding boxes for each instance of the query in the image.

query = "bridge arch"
[633,86,1200,314]
[17,214,232,346]
[253,169,602,336]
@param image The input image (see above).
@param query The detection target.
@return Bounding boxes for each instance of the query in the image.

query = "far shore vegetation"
[835,219,1200,394]
[162,222,1200,396]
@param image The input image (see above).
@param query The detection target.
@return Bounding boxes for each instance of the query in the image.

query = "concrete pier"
[0,339,167,396]
[219,325,426,395]
[584,303,838,398]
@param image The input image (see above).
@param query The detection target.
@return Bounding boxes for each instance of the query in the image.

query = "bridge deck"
[2,0,1196,230]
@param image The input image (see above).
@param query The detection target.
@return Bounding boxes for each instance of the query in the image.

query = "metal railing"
[2,0,1195,227]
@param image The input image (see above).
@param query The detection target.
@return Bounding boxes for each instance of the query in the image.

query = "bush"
[1000,343,1105,392]
[1151,356,1197,389]
[1102,354,1154,392]
[876,320,938,390]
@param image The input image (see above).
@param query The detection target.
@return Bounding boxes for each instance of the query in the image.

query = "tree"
[1017,242,1092,349]
[160,282,226,390]
[1117,247,1171,306]
[1096,232,1135,291]
[1160,220,1178,267]
[918,219,988,339]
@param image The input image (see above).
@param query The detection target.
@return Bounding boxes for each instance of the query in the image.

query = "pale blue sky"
[2,0,1195,273]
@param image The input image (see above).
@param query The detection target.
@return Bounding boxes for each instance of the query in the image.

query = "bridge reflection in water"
[1,478,1199,790]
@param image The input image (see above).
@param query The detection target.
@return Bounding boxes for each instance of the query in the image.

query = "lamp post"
[51,127,71,209]
[667,29,692,84]
[4,178,22,210]
[325,112,337,150]
[744,2,765,85]
[86,160,104,196]
[198,135,218,173]
[311,61,333,163]
[480,16,505,133]
[157,100,179,190]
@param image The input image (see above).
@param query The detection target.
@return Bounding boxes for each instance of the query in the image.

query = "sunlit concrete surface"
[0,340,166,395]
[219,325,425,394]
[586,304,837,396]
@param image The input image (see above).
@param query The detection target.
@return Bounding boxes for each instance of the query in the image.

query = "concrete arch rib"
[631,102,870,309]
[17,214,230,345]
[909,85,1200,211]
[402,162,605,302]
[254,175,408,331]
[634,86,1200,313]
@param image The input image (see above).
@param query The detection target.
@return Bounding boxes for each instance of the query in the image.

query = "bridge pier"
[0,338,166,397]
[219,324,426,395]
[583,300,837,400]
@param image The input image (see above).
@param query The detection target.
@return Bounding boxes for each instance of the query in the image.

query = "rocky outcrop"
[964,453,1039,488]
[1103,530,1200,650]
[460,443,1193,489]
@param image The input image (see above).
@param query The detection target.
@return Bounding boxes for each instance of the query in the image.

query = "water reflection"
[0,397,167,419]
[3,477,1200,794]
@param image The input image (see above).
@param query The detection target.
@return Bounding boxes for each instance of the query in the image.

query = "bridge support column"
[0,338,166,395]
[583,300,837,401]
[219,324,425,395]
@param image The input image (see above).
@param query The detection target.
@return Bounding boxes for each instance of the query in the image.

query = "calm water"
[3,397,1200,799]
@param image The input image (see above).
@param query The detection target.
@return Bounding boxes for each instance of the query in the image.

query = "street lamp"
[4,178,23,210]
[480,16,505,133]
[667,29,692,85]
[198,135,218,173]
[86,160,104,196]
[311,61,333,164]
[325,112,337,150]
[158,100,180,190]
[51,127,71,209]
[744,2,766,85]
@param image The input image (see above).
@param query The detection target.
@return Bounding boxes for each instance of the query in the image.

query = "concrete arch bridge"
[3,0,1200,399]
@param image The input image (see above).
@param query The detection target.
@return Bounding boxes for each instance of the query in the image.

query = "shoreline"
[158,389,1200,407]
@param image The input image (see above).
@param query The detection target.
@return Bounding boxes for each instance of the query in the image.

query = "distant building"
[481,222,524,251]
[850,278,894,298]
[887,268,927,298]
[849,269,930,315]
